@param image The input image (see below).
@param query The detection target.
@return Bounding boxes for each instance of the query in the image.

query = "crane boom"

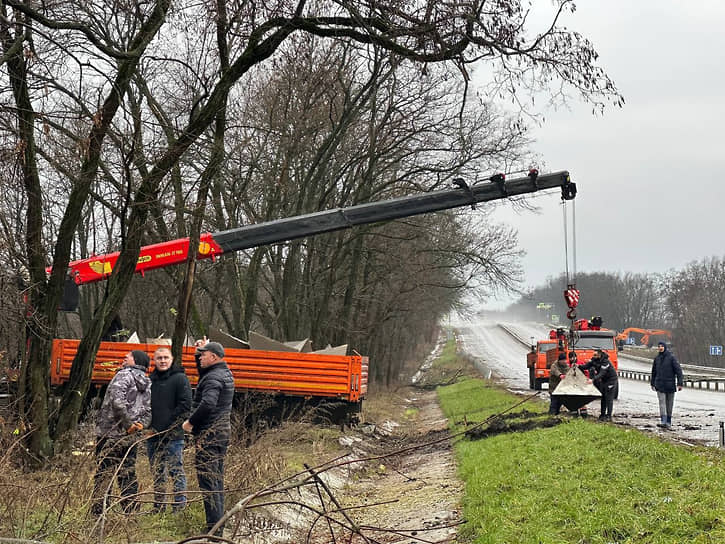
[60,170,575,285]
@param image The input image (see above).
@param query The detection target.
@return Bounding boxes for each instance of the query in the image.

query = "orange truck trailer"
[51,339,368,422]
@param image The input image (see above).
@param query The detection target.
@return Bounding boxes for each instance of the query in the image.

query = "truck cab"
[526,338,559,390]
[544,328,620,398]
[545,329,619,370]
[527,318,619,393]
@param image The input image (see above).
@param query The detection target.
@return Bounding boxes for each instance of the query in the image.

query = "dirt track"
[225,385,463,543]
[343,388,463,543]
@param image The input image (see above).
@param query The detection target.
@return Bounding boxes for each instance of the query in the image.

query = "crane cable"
[562,199,577,285]
[562,202,569,283]
[572,199,577,281]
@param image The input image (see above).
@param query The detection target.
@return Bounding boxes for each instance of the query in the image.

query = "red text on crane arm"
[54,233,224,285]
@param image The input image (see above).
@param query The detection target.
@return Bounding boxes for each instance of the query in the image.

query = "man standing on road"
[182,339,234,535]
[650,341,683,428]
[147,347,192,513]
[91,350,151,515]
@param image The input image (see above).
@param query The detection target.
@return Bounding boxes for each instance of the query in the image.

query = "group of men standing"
[90,339,234,535]
[548,341,684,427]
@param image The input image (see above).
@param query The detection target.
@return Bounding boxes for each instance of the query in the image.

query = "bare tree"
[1,0,621,458]
[664,257,725,367]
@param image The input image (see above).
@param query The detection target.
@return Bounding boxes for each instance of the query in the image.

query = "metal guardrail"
[618,369,725,391]
[498,324,533,349]
[499,324,725,393]
[621,349,725,376]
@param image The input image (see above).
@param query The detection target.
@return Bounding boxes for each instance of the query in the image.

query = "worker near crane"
[146,347,192,513]
[548,353,570,415]
[182,339,234,535]
[650,341,683,428]
[91,350,151,515]
[580,350,618,421]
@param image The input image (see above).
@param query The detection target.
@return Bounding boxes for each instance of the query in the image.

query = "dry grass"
[0,392,414,543]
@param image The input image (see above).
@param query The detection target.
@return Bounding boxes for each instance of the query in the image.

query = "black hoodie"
[149,364,192,441]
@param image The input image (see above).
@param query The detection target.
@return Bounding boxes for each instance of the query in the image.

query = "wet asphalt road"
[452,316,725,447]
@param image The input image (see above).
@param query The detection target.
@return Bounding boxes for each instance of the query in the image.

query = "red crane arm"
[60,233,224,285]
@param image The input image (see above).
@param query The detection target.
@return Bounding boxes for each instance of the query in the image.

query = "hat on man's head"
[658,341,667,348]
[130,350,150,369]
[197,341,225,358]
[557,353,567,361]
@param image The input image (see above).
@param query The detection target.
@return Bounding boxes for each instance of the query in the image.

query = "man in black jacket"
[580,350,618,421]
[182,339,234,535]
[650,341,683,428]
[147,347,192,513]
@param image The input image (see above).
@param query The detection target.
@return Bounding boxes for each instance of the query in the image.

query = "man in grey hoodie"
[91,350,152,515]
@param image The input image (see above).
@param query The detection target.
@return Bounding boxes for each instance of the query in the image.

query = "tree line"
[0,0,622,459]
[504,261,725,368]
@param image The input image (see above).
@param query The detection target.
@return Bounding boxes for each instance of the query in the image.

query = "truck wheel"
[534,378,543,391]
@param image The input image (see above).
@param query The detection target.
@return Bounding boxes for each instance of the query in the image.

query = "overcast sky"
[477,0,725,309]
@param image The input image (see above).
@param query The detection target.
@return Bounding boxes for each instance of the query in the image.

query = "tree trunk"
[242,248,265,336]
[171,100,228,359]
[3,20,55,458]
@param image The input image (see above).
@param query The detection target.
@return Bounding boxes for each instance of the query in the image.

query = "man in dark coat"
[590,350,618,421]
[579,349,618,421]
[91,350,151,515]
[147,346,192,512]
[650,341,683,428]
[182,339,234,535]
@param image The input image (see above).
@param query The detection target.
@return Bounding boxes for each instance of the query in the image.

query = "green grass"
[437,374,725,543]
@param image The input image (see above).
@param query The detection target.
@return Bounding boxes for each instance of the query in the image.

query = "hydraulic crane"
[57,170,576,285]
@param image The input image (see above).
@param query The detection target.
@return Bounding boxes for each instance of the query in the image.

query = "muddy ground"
[230,386,464,544]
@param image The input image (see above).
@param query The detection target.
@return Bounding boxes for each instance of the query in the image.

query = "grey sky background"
[478,0,725,309]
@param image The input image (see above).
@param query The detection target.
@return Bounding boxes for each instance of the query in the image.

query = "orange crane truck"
[544,317,619,398]
[528,317,619,395]
[46,170,575,420]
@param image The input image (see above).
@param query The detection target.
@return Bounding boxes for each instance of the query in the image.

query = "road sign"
[709,345,722,356]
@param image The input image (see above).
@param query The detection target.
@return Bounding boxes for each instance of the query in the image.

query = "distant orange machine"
[615,327,672,347]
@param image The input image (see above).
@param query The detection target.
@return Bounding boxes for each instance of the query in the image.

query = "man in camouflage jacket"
[91,350,152,515]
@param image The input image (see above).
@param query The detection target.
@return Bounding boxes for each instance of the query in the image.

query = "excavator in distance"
[615,327,672,349]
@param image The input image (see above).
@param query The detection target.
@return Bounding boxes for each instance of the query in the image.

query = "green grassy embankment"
[434,338,725,544]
